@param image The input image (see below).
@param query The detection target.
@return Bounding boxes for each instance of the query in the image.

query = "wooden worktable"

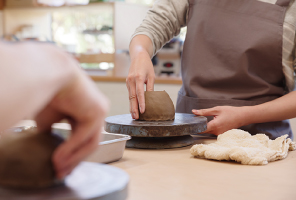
[90,75,182,85]
[15,121,296,200]
[110,136,296,200]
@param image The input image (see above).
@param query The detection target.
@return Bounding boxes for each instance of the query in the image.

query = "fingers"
[127,78,139,119]
[201,120,215,134]
[200,115,228,136]
[193,106,244,136]
[192,107,219,116]
[136,77,145,114]
[127,74,154,117]
[54,130,100,179]
[54,121,97,163]
[53,121,101,178]
[126,52,155,119]
[35,106,64,132]
[192,107,220,135]
[50,78,107,178]
[146,75,155,92]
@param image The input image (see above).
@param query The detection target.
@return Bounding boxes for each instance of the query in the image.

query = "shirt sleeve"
[131,0,189,56]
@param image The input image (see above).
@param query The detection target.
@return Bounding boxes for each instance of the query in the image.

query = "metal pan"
[52,127,131,164]
[6,125,131,164]
[85,132,131,163]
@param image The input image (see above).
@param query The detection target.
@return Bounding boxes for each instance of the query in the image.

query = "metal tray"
[8,125,131,164]
[86,131,131,163]
[52,127,131,164]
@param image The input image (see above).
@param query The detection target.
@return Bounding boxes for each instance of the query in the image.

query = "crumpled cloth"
[190,129,296,165]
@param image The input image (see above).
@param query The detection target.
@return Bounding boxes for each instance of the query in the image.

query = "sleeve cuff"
[129,32,157,58]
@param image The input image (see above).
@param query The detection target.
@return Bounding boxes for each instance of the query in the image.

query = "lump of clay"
[138,91,175,121]
[0,127,64,189]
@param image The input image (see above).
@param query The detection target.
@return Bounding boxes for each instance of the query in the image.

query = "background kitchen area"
[1,0,295,129]
[0,0,186,117]
[1,0,296,200]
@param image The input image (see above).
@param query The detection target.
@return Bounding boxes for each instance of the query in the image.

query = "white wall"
[114,2,149,50]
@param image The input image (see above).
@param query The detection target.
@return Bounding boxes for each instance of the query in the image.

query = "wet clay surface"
[139,91,175,121]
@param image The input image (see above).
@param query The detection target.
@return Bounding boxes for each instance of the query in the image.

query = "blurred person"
[0,41,109,178]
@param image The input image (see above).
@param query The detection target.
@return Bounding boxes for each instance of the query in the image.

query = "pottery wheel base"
[105,113,207,149]
[126,135,194,149]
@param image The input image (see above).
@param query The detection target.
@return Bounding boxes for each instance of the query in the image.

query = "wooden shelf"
[4,1,113,9]
[90,75,182,85]
[78,53,115,63]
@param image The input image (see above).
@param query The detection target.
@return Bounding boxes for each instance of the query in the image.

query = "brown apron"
[176,0,293,139]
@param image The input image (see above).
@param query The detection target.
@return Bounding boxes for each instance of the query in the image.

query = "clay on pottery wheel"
[0,127,64,189]
[138,91,175,121]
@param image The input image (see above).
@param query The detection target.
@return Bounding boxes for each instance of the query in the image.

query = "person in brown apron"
[127,0,294,140]
[176,0,293,139]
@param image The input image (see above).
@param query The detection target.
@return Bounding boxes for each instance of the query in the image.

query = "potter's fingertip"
[58,173,66,179]
[139,106,145,114]
[140,107,143,114]
[134,112,139,119]
[57,168,69,179]
[53,154,64,165]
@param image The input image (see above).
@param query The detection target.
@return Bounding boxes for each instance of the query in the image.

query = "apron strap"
[275,0,291,7]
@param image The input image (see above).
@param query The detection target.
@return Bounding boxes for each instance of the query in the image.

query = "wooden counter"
[15,121,296,200]
[90,75,182,85]
[110,136,296,200]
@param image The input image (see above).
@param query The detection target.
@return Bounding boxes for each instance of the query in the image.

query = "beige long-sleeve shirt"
[132,0,296,91]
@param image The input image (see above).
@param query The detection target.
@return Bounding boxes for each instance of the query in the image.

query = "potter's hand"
[192,106,247,135]
[35,58,109,179]
[192,91,296,135]
[126,35,155,119]
[0,42,109,179]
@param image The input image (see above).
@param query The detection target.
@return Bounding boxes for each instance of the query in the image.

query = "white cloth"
[190,129,296,165]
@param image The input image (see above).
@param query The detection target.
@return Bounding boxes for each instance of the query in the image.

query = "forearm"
[0,42,75,131]
[242,91,296,126]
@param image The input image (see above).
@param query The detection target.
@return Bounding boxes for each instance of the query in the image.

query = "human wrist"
[130,46,151,61]
[129,35,154,60]
[238,106,259,127]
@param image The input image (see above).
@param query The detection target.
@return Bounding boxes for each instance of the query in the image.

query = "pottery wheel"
[105,113,207,149]
[0,162,129,200]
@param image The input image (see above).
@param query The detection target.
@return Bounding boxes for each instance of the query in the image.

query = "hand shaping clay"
[0,127,64,189]
[138,91,175,121]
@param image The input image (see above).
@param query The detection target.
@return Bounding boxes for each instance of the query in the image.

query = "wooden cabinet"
[5,0,37,8]
[0,0,4,10]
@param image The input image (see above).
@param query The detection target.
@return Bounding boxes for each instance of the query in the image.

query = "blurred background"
[1,0,295,135]
[0,0,185,117]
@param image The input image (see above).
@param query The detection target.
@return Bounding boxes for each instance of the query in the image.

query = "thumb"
[192,108,218,116]
[201,120,216,134]
[35,106,64,132]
